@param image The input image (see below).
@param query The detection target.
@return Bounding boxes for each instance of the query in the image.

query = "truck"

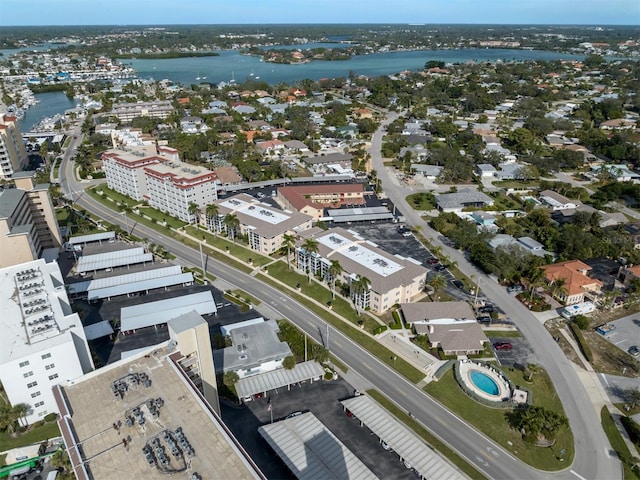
[560,301,595,319]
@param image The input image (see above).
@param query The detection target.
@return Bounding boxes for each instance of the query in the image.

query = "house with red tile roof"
[277,184,366,221]
[542,260,603,305]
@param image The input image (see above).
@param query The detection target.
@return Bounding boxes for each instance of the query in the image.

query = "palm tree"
[350,275,371,314]
[301,238,319,284]
[223,213,240,245]
[328,260,344,299]
[427,273,446,300]
[188,202,200,225]
[282,233,296,270]
[205,203,219,234]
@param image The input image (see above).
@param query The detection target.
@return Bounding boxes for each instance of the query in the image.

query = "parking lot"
[602,314,640,357]
[221,378,417,480]
[490,336,539,368]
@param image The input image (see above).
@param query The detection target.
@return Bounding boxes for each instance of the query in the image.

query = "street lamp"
[122,210,130,235]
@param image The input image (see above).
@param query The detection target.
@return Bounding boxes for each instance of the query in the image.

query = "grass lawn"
[406,192,436,210]
[366,390,487,480]
[484,330,522,338]
[600,406,640,480]
[0,453,5,467]
[186,226,271,267]
[255,272,425,384]
[424,368,574,470]
[485,191,522,211]
[0,422,60,451]
[229,289,261,306]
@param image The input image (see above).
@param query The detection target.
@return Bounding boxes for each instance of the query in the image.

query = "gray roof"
[422,323,489,353]
[258,412,378,480]
[518,236,544,250]
[435,188,494,211]
[168,309,207,334]
[235,361,324,398]
[120,291,217,331]
[401,302,476,324]
[83,320,114,340]
[68,231,116,245]
[411,164,442,176]
[340,396,464,480]
[477,163,496,172]
[303,153,354,165]
[88,272,193,301]
[326,206,394,223]
[0,189,25,219]
[76,247,153,273]
[213,319,292,374]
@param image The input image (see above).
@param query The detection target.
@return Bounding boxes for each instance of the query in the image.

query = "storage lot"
[602,315,640,356]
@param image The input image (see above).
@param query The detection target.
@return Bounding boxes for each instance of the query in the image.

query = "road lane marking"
[600,373,609,386]
[570,470,587,480]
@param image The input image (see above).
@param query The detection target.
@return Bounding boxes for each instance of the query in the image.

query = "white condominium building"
[102,146,218,223]
[296,227,427,314]
[110,100,174,123]
[0,113,28,180]
[0,259,94,425]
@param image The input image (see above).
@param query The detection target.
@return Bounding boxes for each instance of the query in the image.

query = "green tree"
[282,356,296,369]
[328,260,344,299]
[223,371,239,388]
[205,203,219,234]
[188,202,200,225]
[282,233,296,270]
[625,387,640,409]
[223,213,240,245]
[301,238,319,284]
[427,273,447,299]
[350,275,371,314]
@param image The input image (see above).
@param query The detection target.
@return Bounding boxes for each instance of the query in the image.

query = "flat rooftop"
[55,348,263,480]
[220,196,291,225]
[0,259,83,363]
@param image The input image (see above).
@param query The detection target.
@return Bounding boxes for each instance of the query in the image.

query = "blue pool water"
[469,370,499,396]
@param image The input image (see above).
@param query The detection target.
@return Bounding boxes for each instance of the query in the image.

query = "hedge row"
[569,322,593,362]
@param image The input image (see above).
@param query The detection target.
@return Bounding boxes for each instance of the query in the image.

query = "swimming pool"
[469,370,499,396]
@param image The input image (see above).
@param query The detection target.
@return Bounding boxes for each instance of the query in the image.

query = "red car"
[426,257,439,265]
[493,342,512,351]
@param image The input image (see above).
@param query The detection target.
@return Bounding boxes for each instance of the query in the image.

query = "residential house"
[542,260,603,304]
[487,234,553,259]
[435,188,494,213]
[411,164,442,180]
[591,164,640,182]
[539,190,580,211]
[476,164,497,177]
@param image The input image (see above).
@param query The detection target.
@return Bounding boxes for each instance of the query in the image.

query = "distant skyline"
[1,0,639,27]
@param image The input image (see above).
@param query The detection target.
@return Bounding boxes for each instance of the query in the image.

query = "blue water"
[18,91,77,133]
[469,370,499,396]
[124,48,586,86]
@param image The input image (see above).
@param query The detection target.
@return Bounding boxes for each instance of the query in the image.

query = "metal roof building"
[258,411,378,480]
[76,247,153,274]
[83,320,114,340]
[67,231,116,246]
[235,361,324,399]
[326,206,394,224]
[340,396,464,480]
[120,291,217,332]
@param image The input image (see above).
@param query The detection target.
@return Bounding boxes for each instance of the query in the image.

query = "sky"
[1,0,639,26]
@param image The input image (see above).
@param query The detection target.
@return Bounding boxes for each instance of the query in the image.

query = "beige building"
[0,172,62,267]
[277,183,367,221]
[0,113,28,180]
[210,193,313,255]
[297,227,427,314]
[542,259,603,305]
[110,100,174,123]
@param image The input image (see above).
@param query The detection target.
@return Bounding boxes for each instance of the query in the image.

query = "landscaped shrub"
[373,325,388,335]
[569,322,593,362]
[621,416,640,446]
[572,314,589,330]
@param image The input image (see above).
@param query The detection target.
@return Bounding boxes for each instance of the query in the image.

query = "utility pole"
[326,324,330,352]
[199,242,206,283]
[122,210,130,235]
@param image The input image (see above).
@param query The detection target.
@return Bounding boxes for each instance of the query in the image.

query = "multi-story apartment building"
[110,100,174,123]
[0,172,63,267]
[0,259,94,424]
[296,227,427,314]
[102,147,218,223]
[0,113,29,180]
[277,183,367,221]
[210,193,313,255]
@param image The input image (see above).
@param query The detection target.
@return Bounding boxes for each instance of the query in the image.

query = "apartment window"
[19,361,30,368]
[45,364,55,370]
[48,374,58,381]
[23,371,34,378]
[30,391,41,398]
[41,353,51,360]
[34,401,44,408]
[27,381,38,388]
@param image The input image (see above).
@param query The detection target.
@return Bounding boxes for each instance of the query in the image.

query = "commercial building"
[102,147,218,222]
[296,227,427,314]
[0,113,28,180]
[110,100,174,123]
[277,183,367,221]
[0,259,94,425]
[211,194,312,255]
[53,341,264,480]
[0,172,63,267]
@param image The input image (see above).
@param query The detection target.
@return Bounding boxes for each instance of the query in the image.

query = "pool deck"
[458,360,511,402]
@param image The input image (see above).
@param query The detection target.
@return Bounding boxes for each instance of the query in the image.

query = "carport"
[236,361,324,401]
[258,411,377,480]
[340,395,464,480]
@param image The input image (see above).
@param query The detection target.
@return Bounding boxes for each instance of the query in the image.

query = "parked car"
[507,284,524,294]
[451,279,464,290]
[628,345,640,357]
[477,316,492,324]
[494,342,512,350]
[402,231,412,237]
[381,441,391,451]
[478,305,494,314]
[433,264,446,272]
[426,257,439,265]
